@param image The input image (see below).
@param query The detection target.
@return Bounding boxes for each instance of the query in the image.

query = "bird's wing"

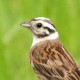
[30,40,80,80]
[78,66,80,74]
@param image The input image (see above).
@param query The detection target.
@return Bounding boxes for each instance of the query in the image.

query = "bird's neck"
[31,32,59,47]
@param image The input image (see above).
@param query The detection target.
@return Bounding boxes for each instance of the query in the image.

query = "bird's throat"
[31,32,59,47]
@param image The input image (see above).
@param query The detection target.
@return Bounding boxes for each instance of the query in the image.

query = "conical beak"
[20,20,31,28]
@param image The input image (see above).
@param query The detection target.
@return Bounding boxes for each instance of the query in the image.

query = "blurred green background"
[0,0,80,80]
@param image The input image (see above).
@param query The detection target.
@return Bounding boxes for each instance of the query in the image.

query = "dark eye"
[37,23,42,28]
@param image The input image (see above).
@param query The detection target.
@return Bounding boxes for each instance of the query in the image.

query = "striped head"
[21,17,59,46]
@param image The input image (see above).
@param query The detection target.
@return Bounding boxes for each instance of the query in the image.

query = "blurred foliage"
[0,0,80,80]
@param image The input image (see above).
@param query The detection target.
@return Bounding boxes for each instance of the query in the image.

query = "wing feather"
[30,40,80,80]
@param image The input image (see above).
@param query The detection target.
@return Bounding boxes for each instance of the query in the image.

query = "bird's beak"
[20,20,31,28]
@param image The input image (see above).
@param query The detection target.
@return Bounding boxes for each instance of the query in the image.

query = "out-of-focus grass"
[0,0,80,80]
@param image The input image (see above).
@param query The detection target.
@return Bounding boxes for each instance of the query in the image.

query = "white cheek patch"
[45,29,49,35]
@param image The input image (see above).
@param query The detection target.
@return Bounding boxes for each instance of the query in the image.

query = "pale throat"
[31,32,59,47]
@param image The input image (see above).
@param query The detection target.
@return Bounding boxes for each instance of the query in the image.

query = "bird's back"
[30,40,80,80]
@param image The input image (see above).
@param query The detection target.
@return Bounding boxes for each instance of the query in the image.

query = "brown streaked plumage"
[30,40,80,80]
[21,17,80,80]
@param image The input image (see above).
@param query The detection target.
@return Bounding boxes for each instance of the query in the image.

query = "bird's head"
[21,17,59,46]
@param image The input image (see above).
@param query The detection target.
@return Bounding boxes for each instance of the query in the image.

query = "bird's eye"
[37,23,42,28]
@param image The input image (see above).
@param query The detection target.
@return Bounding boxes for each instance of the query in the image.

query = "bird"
[21,17,80,80]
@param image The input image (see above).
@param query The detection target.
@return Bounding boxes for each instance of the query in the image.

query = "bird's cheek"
[45,30,49,35]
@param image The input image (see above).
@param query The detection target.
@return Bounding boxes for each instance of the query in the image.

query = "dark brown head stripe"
[44,27,55,34]
[31,18,52,24]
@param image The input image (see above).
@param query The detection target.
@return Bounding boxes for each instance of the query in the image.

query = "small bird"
[21,17,80,80]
